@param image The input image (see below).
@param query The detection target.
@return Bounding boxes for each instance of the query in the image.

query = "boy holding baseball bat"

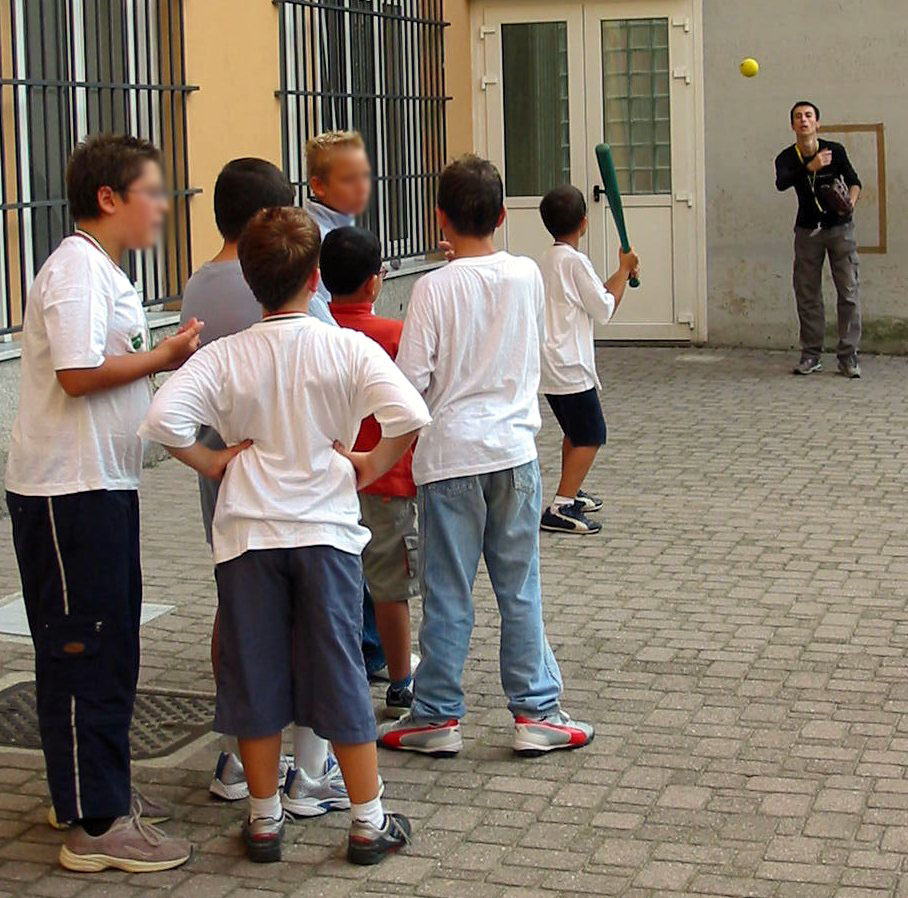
[537,185,639,535]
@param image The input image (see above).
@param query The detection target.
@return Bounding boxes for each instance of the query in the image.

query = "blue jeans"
[411,460,563,722]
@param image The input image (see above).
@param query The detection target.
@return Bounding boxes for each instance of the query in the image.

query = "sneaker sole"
[282,797,350,819]
[513,731,595,758]
[540,523,602,535]
[244,840,282,864]
[377,739,461,758]
[243,829,283,864]
[793,365,822,375]
[209,779,249,802]
[348,840,407,866]
[59,844,191,873]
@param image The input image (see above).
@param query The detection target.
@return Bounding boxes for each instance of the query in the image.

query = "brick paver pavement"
[1,346,907,897]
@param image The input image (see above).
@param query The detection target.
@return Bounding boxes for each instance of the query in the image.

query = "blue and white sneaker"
[210,752,293,802]
[540,501,602,534]
[281,756,351,818]
[576,490,603,513]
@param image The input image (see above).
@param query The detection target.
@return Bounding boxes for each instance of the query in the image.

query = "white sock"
[248,792,281,822]
[350,793,385,829]
[552,494,574,509]
[293,726,329,779]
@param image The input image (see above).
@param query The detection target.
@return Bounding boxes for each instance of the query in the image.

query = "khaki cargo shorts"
[360,493,420,603]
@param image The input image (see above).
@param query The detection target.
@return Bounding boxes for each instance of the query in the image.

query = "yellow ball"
[740,57,759,78]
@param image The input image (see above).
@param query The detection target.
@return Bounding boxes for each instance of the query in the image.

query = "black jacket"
[775,139,861,230]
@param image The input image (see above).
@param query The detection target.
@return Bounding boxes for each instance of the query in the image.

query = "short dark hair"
[66,134,162,221]
[437,154,504,237]
[320,227,382,296]
[214,158,294,242]
[790,100,820,123]
[238,207,321,312]
[539,185,587,238]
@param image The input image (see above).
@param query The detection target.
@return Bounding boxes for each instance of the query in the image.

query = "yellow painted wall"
[183,1,283,264]
[444,0,475,159]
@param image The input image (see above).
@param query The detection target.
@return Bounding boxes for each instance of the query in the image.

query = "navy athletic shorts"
[545,388,608,447]
[214,545,377,744]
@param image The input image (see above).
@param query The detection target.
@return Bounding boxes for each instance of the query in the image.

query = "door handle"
[593,184,604,203]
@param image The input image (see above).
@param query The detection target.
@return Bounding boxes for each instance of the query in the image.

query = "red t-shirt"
[331,302,417,498]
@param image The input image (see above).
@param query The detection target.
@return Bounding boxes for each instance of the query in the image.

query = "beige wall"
[183,1,283,264]
[445,0,475,159]
[703,0,908,353]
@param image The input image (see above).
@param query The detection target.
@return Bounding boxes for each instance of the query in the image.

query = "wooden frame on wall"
[821,122,887,254]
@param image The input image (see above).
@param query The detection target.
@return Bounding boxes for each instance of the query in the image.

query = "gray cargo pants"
[793,221,861,360]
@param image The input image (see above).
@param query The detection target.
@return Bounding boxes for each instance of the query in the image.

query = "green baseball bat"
[595,143,639,288]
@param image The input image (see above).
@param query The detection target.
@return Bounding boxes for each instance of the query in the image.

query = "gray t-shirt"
[180,257,336,337]
[180,260,261,346]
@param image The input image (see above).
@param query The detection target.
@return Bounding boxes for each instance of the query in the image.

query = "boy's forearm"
[56,346,166,397]
[362,430,420,488]
[605,268,631,309]
[166,441,219,478]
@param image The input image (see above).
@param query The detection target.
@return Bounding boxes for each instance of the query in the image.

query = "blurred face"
[791,105,819,139]
[310,147,372,216]
[96,160,169,249]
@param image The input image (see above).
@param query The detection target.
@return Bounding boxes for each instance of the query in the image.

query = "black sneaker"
[383,684,413,720]
[576,489,603,513]
[347,812,412,865]
[838,356,862,378]
[793,356,822,375]
[242,812,285,864]
[540,501,602,534]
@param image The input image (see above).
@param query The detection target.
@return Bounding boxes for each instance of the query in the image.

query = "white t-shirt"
[5,234,152,496]
[139,314,431,565]
[396,252,544,487]
[539,243,615,395]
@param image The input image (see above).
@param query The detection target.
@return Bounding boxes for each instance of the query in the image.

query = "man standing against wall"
[775,101,862,378]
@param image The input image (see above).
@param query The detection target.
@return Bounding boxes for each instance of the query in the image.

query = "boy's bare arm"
[56,318,204,398]
[166,439,252,481]
[334,430,420,491]
[604,248,640,310]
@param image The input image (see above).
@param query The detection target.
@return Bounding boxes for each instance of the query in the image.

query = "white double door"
[478,0,705,340]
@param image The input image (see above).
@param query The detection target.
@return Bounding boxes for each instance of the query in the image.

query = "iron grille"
[0,0,198,337]
[275,0,450,265]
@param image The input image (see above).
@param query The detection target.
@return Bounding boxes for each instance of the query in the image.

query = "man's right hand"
[807,149,832,173]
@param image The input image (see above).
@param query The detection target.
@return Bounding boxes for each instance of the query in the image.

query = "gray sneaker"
[209,751,248,801]
[348,812,412,865]
[49,786,173,830]
[793,356,822,375]
[59,813,191,873]
[281,756,351,819]
[242,811,285,864]
[513,710,595,757]
[209,752,292,802]
[838,356,862,378]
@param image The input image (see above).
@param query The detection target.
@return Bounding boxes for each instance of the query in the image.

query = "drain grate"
[0,681,214,760]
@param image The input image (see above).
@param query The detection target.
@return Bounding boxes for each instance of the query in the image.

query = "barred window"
[276,0,449,265]
[0,0,196,336]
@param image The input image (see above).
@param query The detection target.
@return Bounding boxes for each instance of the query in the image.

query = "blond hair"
[305,130,366,181]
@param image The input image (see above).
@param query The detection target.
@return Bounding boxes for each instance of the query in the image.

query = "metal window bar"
[276,0,450,265]
[0,0,198,337]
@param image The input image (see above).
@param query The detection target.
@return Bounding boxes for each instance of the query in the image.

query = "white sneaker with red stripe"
[513,710,594,756]
[377,714,462,757]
